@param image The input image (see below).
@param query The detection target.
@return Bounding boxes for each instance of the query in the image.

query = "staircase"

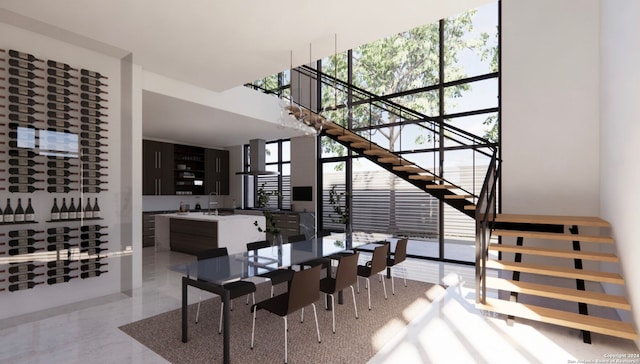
[476,213,637,342]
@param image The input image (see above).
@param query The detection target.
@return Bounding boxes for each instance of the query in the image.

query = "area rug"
[120,278,443,364]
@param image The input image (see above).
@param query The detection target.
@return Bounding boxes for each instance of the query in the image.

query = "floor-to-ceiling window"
[243,139,291,210]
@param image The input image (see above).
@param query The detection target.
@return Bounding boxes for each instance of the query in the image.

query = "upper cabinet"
[143,140,174,195]
[205,149,229,195]
[174,144,205,196]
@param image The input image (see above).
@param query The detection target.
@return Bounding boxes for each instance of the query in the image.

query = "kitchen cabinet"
[143,140,174,195]
[205,148,229,195]
[174,144,205,196]
[142,212,157,247]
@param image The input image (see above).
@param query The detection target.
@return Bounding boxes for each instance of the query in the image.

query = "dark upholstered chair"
[320,252,359,333]
[287,234,307,243]
[246,240,293,298]
[356,244,389,310]
[194,247,256,334]
[250,264,322,363]
[387,238,408,294]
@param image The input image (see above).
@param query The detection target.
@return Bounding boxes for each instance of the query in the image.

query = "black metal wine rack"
[0,48,111,294]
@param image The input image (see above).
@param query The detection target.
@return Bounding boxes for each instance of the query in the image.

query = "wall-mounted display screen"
[292,186,312,201]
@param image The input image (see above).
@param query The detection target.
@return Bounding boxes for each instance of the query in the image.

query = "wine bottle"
[8,176,44,184]
[8,229,43,238]
[80,100,108,110]
[81,155,108,162]
[9,67,44,80]
[4,199,14,223]
[8,104,44,115]
[80,84,108,94]
[14,198,25,223]
[8,58,44,71]
[93,198,100,218]
[46,68,77,79]
[8,121,37,131]
[80,124,108,133]
[46,77,74,87]
[8,113,40,124]
[59,198,69,220]
[80,225,107,232]
[9,159,44,167]
[47,242,77,251]
[46,275,77,285]
[47,227,78,236]
[8,77,44,89]
[80,108,108,117]
[80,262,108,271]
[83,186,108,193]
[8,238,44,247]
[47,60,77,71]
[9,150,38,158]
[76,200,83,219]
[82,170,108,178]
[80,93,107,102]
[80,69,108,80]
[8,95,44,106]
[9,272,44,283]
[9,167,43,176]
[47,260,71,269]
[9,86,44,98]
[68,198,76,220]
[47,267,78,277]
[9,281,44,291]
[80,76,107,87]
[81,148,107,156]
[47,102,77,113]
[46,111,75,121]
[80,270,108,279]
[81,247,108,255]
[51,198,60,221]
[47,234,77,243]
[80,132,106,140]
[82,163,107,170]
[47,85,77,96]
[9,247,45,255]
[82,179,108,186]
[46,169,78,177]
[81,232,108,240]
[47,177,76,185]
[80,240,107,248]
[9,186,45,193]
[47,160,76,169]
[47,120,76,129]
[47,94,77,104]
[79,140,108,148]
[7,49,43,62]
[84,198,93,219]
[8,263,43,274]
[80,116,107,125]
[25,199,35,222]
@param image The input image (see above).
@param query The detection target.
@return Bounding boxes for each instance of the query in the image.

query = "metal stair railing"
[475,149,499,304]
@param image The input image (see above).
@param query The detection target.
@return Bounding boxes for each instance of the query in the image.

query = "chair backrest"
[196,247,229,280]
[287,264,321,313]
[246,240,270,252]
[288,234,307,243]
[392,239,408,265]
[197,247,228,261]
[369,244,390,275]
[334,252,359,292]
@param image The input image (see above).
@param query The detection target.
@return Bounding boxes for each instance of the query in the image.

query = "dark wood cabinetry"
[270,211,315,238]
[143,140,174,195]
[142,212,157,247]
[169,218,218,255]
[205,149,229,195]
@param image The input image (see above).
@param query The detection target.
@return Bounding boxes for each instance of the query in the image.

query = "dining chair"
[356,244,389,310]
[320,252,359,334]
[246,240,294,298]
[287,234,307,243]
[194,247,256,334]
[387,238,408,295]
[250,264,322,364]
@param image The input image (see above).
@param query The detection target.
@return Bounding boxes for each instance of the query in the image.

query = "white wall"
[501,0,601,217]
[0,22,128,319]
[290,135,317,213]
[600,0,640,345]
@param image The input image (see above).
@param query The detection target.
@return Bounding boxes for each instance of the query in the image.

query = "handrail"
[475,148,499,304]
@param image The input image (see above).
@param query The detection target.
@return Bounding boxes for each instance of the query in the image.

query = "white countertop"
[159,212,260,222]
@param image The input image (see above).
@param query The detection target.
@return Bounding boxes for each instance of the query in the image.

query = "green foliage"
[254,210,280,234]
[328,184,349,226]
[256,183,280,208]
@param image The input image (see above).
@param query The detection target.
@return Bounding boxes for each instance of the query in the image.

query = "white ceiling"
[1,0,492,147]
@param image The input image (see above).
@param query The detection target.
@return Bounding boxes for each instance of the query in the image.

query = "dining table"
[169,234,376,364]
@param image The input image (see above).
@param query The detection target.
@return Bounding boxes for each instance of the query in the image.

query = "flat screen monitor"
[292,186,313,201]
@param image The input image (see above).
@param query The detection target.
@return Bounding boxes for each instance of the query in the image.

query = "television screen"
[292,186,313,201]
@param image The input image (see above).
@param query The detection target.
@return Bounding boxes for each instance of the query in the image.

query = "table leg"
[181,277,188,343]
[222,290,230,364]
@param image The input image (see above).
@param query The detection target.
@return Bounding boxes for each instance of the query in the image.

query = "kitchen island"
[155,213,265,255]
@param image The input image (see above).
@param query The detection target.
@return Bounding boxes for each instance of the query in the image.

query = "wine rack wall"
[0,48,110,294]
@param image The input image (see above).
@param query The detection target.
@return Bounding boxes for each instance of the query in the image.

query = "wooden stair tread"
[378,157,411,164]
[408,175,437,181]
[495,214,611,228]
[484,277,631,310]
[486,260,624,284]
[444,194,473,200]
[363,149,394,157]
[325,128,347,136]
[488,244,618,262]
[477,298,637,341]
[492,229,614,244]
[464,205,476,210]
[338,134,365,142]
[426,184,456,190]
[392,166,424,173]
[351,142,383,150]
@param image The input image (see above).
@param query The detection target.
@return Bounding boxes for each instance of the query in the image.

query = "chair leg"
[284,316,288,364]
[312,303,321,343]
[391,267,395,295]
[381,273,387,300]
[366,277,371,310]
[402,264,407,287]
[357,277,360,293]
[250,306,257,349]
[271,285,275,297]
[330,294,335,334]
[350,285,358,319]
[301,307,304,323]
[218,302,224,334]
[195,293,202,324]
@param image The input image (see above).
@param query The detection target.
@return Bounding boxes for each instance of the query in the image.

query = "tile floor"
[0,247,637,364]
